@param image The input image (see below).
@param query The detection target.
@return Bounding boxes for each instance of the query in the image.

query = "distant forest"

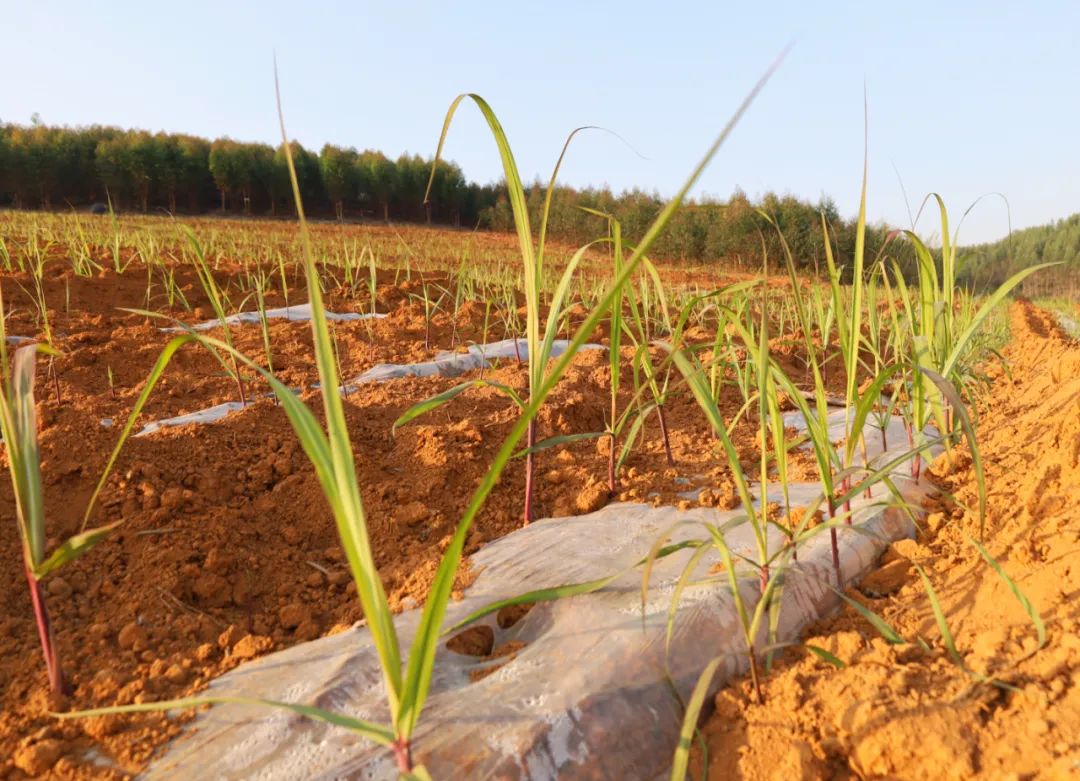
[0,119,898,271]
[961,213,1080,294]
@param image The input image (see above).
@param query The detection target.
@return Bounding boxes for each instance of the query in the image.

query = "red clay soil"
[0,263,768,780]
[691,300,1080,780]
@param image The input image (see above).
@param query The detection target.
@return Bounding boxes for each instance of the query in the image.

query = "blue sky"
[4,1,1078,243]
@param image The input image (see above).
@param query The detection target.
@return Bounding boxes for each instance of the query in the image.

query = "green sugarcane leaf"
[33,522,121,580]
[448,539,701,635]
[913,562,966,669]
[941,262,1061,381]
[512,431,604,459]
[278,68,406,721]
[966,535,1046,650]
[916,367,986,538]
[393,380,493,433]
[5,345,48,567]
[824,581,906,644]
[805,644,846,669]
[540,240,599,373]
[399,60,784,740]
[616,410,648,473]
[85,334,197,527]
[665,544,714,656]
[846,362,904,463]
[670,656,725,781]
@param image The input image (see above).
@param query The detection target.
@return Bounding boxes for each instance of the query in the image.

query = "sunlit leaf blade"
[446,540,700,634]
[399,56,784,739]
[670,656,723,781]
[913,562,965,668]
[805,644,846,669]
[917,367,986,537]
[512,431,605,459]
[33,522,121,580]
[824,581,906,645]
[965,534,1046,649]
[275,66,405,717]
[84,334,196,527]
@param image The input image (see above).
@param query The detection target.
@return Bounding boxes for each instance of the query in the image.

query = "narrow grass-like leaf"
[913,562,965,668]
[670,656,724,781]
[966,535,1046,649]
[917,367,986,537]
[275,68,405,727]
[824,581,906,644]
[940,262,1060,380]
[399,57,784,739]
[33,522,122,580]
[393,378,524,434]
[84,334,196,527]
[446,540,701,634]
[805,645,846,669]
[512,431,604,459]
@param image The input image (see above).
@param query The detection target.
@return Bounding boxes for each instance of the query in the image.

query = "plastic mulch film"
[131,338,603,437]
[143,412,934,780]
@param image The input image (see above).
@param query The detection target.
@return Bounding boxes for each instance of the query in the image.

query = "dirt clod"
[117,622,148,652]
[14,738,63,776]
[230,634,272,661]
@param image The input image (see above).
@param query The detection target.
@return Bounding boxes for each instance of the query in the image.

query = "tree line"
[0,121,490,225]
[485,184,887,273]
[961,212,1080,293]
[0,119,893,271]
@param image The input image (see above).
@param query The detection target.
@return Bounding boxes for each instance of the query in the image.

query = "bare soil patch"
[691,301,1080,780]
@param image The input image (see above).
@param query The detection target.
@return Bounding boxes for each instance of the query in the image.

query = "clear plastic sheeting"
[134,401,248,437]
[349,339,604,386]
[161,303,386,332]
[131,339,601,438]
[143,412,935,781]
[1055,312,1080,338]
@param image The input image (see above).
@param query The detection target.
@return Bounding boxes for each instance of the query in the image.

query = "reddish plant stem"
[523,417,537,525]
[607,431,617,497]
[24,563,67,695]
[512,337,522,364]
[229,354,247,408]
[657,404,675,466]
[391,738,413,774]
[748,650,763,704]
[828,497,841,588]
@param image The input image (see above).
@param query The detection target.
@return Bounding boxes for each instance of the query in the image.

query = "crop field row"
[0,96,1073,780]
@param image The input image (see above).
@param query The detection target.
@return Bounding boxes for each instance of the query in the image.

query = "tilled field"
[0,261,781,779]
[691,301,1080,780]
